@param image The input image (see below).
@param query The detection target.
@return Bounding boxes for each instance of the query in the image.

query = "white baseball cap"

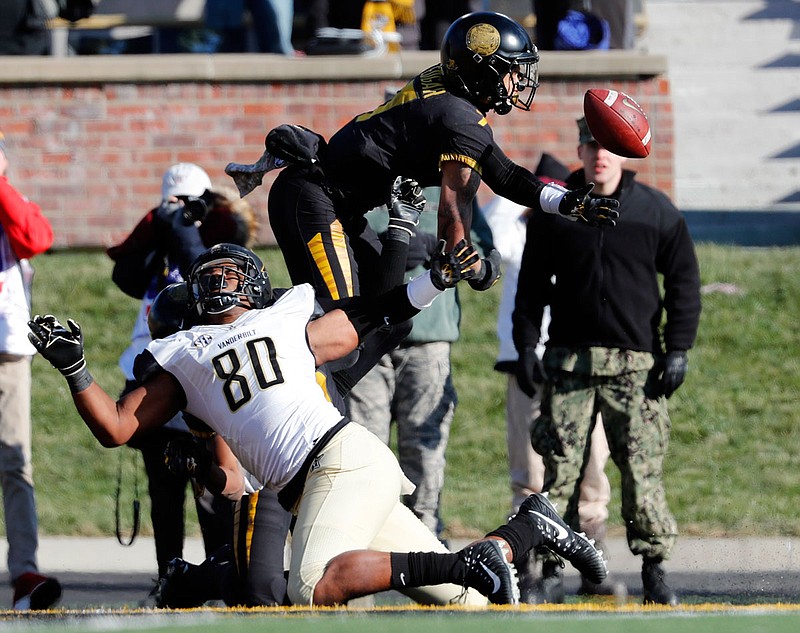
[161,163,212,200]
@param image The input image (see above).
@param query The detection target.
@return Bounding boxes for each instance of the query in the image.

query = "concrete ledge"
[0,50,667,85]
[2,536,797,575]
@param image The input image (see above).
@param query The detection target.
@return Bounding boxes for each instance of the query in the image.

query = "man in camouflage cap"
[512,117,701,606]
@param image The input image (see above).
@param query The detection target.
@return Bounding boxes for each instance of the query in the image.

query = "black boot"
[642,557,679,606]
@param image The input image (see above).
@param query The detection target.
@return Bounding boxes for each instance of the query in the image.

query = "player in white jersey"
[28,243,607,607]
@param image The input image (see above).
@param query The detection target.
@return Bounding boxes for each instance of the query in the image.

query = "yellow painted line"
[2,603,800,617]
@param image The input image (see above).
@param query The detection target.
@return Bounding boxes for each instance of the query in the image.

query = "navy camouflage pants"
[531,347,677,561]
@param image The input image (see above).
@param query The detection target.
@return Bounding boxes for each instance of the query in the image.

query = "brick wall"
[0,54,672,248]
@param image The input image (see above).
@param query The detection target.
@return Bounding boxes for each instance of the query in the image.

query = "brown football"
[583,89,652,158]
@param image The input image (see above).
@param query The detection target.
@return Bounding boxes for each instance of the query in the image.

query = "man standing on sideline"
[513,119,701,605]
[0,130,61,609]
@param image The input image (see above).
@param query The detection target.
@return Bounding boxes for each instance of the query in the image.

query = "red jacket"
[0,176,53,259]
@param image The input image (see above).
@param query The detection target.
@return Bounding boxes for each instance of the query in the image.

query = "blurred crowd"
[0,1,640,56]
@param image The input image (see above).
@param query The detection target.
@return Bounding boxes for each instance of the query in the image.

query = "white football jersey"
[146,284,344,492]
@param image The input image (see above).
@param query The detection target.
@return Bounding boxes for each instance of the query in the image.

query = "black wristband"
[467,259,488,290]
[65,366,94,393]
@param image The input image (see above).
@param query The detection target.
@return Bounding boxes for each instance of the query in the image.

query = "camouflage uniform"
[530,346,677,561]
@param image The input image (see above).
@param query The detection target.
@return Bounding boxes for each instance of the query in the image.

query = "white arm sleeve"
[406,271,443,309]
[539,182,568,215]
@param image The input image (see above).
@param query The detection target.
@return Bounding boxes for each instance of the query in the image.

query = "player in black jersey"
[264,11,619,303]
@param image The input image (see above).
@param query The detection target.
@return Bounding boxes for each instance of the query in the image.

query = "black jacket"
[513,169,701,355]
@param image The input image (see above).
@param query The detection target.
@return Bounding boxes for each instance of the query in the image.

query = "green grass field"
[12,608,800,633]
[132,611,800,633]
[9,244,800,539]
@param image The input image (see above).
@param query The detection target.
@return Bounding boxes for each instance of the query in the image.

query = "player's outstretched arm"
[28,315,179,447]
[308,240,479,366]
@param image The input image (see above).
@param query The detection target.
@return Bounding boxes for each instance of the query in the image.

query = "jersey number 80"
[212,337,285,411]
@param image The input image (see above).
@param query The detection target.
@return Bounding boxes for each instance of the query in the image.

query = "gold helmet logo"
[466,23,501,57]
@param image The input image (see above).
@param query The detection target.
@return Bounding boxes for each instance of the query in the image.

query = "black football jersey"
[323,65,496,214]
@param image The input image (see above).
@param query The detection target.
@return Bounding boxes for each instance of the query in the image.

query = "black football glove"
[164,435,213,482]
[429,239,480,290]
[28,315,94,393]
[468,248,503,291]
[660,351,688,398]
[388,176,426,237]
[516,346,546,398]
[558,183,620,227]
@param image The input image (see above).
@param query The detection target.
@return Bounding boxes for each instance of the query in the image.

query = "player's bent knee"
[287,560,327,606]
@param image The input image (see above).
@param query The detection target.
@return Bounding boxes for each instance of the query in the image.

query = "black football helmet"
[188,243,272,317]
[148,282,191,340]
[441,12,539,115]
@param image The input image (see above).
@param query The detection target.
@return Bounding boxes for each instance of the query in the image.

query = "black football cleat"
[518,492,607,585]
[642,558,679,606]
[152,558,205,609]
[459,539,520,605]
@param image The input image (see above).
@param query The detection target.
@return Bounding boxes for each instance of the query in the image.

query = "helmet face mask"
[441,12,540,115]
[507,61,539,112]
[188,244,272,318]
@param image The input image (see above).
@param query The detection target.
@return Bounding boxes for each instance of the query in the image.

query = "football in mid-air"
[583,89,652,158]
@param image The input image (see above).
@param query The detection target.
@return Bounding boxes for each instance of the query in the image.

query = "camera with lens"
[155,189,216,233]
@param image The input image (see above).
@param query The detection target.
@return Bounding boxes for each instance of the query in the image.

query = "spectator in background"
[0,130,61,610]
[531,0,570,50]
[0,0,52,55]
[391,0,423,50]
[346,189,493,541]
[205,0,295,55]
[419,0,473,50]
[532,1,633,50]
[484,153,615,603]
[513,119,701,605]
[589,0,635,49]
[0,1,95,55]
[106,163,258,584]
[300,0,363,34]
